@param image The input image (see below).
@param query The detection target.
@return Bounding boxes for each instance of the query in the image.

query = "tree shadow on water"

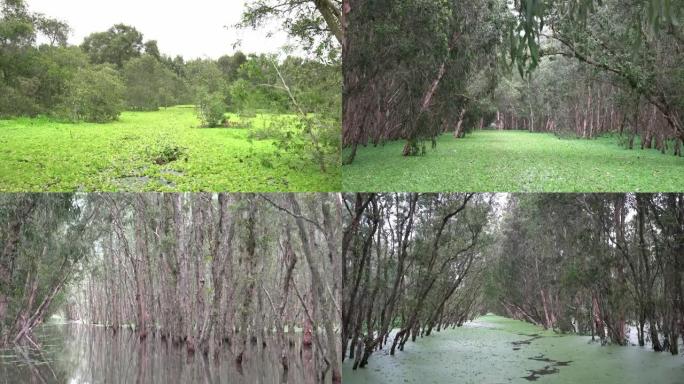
[522,354,573,381]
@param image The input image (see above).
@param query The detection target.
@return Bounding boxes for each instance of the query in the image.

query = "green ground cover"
[343,315,684,384]
[342,130,684,192]
[0,106,339,191]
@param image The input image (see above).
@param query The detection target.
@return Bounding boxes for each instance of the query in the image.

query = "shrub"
[59,65,124,123]
[247,118,283,140]
[145,137,187,165]
[253,115,339,172]
[196,91,226,127]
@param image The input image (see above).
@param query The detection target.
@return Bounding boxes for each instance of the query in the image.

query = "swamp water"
[343,315,684,384]
[1,323,327,384]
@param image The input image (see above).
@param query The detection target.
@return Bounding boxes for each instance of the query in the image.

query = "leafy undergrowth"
[0,106,340,191]
[343,315,684,384]
[342,130,684,192]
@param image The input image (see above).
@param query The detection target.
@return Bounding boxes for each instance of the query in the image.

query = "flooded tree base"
[0,324,336,383]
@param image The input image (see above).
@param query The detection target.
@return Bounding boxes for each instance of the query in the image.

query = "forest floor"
[342,130,684,192]
[0,106,340,192]
[342,315,684,384]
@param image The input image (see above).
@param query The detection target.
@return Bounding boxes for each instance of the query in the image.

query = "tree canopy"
[341,0,684,162]
[342,193,684,371]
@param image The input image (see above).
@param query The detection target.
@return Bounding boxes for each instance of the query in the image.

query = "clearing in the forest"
[342,131,684,192]
[0,106,340,192]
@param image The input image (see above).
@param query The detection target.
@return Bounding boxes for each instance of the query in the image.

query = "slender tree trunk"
[453,107,467,138]
[288,195,341,383]
[134,196,150,341]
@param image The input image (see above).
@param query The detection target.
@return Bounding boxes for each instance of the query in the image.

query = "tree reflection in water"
[0,324,330,383]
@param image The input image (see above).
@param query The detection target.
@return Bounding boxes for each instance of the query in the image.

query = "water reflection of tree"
[56,325,325,383]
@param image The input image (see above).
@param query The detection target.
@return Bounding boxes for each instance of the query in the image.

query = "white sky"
[27,0,293,59]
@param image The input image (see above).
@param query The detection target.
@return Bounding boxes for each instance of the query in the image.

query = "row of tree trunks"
[71,193,341,382]
[496,78,682,156]
[343,194,490,369]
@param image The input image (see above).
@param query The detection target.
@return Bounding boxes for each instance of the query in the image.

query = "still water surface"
[1,323,325,384]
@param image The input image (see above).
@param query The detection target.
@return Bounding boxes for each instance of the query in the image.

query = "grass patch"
[0,106,340,192]
[342,130,684,192]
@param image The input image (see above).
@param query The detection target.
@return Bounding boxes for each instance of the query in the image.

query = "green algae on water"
[342,315,684,384]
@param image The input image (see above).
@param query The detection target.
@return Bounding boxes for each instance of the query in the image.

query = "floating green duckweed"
[343,315,684,384]
[342,131,684,192]
[0,106,340,192]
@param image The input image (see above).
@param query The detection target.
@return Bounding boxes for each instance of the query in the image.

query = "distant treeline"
[0,0,339,125]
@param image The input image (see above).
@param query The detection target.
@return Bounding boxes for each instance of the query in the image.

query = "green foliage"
[217,51,247,82]
[249,115,339,171]
[143,39,160,60]
[58,65,124,123]
[232,54,340,171]
[239,0,340,60]
[230,54,340,116]
[279,56,340,115]
[123,54,185,111]
[511,0,683,75]
[228,78,250,111]
[342,130,684,192]
[185,59,233,125]
[497,0,684,153]
[230,54,290,113]
[1,0,37,47]
[80,24,144,68]
[123,54,163,110]
[0,194,91,340]
[0,1,84,117]
[0,2,341,186]
[344,0,510,150]
[196,91,227,128]
[185,59,227,95]
[145,137,187,165]
[247,116,285,140]
[0,45,86,117]
[33,46,88,104]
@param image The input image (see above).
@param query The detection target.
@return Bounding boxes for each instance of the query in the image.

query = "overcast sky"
[27,0,293,59]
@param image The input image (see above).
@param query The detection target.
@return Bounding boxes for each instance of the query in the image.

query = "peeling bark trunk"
[133,196,150,341]
[288,195,341,383]
[453,107,467,138]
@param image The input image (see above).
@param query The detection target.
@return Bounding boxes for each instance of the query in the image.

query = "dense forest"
[489,194,684,353]
[342,0,683,160]
[342,193,493,368]
[342,193,684,373]
[0,193,341,383]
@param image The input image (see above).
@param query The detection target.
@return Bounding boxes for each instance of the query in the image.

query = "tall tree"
[80,24,144,68]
